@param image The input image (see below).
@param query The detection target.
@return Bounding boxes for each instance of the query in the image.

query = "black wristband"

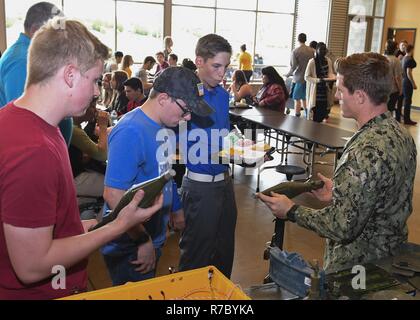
[286,204,299,223]
[133,232,150,246]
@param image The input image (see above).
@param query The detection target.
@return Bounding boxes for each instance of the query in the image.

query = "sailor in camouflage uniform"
[258,52,417,272]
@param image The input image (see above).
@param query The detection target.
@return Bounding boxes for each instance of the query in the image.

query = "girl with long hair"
[254,66,289,112]
[228,70,253,104]
[121,55,134,78]
[110,70,129,115]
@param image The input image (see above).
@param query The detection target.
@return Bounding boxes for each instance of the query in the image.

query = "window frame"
[1,0,333,82]
[346,0,387,54]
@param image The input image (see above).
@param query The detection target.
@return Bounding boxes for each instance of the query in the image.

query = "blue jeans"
[103,248,162,286]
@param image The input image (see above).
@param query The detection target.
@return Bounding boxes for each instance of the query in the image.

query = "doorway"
[387,28,416,47]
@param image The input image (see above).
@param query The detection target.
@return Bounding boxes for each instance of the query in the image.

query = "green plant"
[6,18,14,28]
[117,24,124,33]
[92,20,103,33]
[133,25,149,36]
[151,31,162,38]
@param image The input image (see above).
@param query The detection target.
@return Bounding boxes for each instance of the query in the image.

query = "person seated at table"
[155,51,169,74]
[110,70,129,115]
[104,51,124,73]
[228,70,253,104]
[253,66,289,112]
[124,77,147,112]
[121,54,134,78]
[70,98,109,200]
[305,42,335,123]
[100,72,113,108]
[258,53,417,273]
[136,56,156,97]
[168,53,178,67]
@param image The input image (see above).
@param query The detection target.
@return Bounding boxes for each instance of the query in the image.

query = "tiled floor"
[87,105,420,292]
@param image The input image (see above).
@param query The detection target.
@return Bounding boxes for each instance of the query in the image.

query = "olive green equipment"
[261,180,325,198]
[89,170,176,231]
[307,260,321,300]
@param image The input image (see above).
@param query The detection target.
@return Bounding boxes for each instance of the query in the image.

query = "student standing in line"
[179,34,238,278]
[102,67,213,286]
[401,44,418,125]
[285,33,315,118]
[0,18,163,300]
[384,40,403,116]
[304,42,335,123]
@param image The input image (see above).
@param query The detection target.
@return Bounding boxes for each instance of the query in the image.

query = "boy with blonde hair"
[0,18,162,300]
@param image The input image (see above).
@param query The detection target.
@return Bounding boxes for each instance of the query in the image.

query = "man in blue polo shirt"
[102,67,213,285]
[0,2,73,144]
[179,34,238,278]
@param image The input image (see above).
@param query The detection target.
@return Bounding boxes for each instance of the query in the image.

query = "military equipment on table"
[261,180,324,198]
[325,264,400,299]
[89,170,176,231]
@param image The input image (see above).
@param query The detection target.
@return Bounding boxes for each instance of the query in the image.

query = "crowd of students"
[0,2,417,300]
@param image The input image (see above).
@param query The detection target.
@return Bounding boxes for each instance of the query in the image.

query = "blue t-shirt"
[101,108,181,256]
[0,33,30,107]
[181,85,230,176]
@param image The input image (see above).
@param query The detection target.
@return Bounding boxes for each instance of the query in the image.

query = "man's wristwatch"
[286,204,299,223]
[133,232,150,246]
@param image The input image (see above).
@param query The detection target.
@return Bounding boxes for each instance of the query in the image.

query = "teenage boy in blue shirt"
[102,67,213,285]
[179,34,238,278]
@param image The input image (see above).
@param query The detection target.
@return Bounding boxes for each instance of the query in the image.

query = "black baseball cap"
[153,67,214,117]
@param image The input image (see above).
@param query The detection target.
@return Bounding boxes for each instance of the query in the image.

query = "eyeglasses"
[174,99,192,117]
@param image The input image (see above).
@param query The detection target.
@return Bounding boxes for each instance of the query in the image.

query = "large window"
[116,1,164,64]
[3,0,333,81]
[5,0,62,47]
[349,0,374,15]
[172,0,214,6]
[347,0,386,55]
[371,18,384,53]
[217,0,256,11]
[215,9,256,67]
[171,6,215,62]
[258,0,295,13]
[255,12,294,67]
[64,0,115,51]
[171,1,300,81]
[295,0,331,45]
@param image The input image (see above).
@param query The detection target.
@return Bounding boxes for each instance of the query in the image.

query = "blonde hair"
[26,18,109,88]
[164,36,173,49]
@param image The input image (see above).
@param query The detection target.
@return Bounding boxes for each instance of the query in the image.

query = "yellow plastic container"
[60,266,250,300]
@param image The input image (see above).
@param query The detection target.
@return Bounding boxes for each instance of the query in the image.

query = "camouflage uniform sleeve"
[293,145,387,244]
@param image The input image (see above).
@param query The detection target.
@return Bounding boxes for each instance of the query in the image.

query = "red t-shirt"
[0,103,87,300]
[127,97,147,113]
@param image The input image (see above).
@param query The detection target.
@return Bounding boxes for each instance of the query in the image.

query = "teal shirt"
[0,33,30,107]
[0,33,73,145]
